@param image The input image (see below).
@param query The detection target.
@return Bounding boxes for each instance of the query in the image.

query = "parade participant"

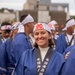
[56,18,75,54]
[60,45,75,75]
[0,22,19,75]
[50,20,59,35]
[0,22,12,45]
[48,20,59,39]
[48,22,56,49]
[14,23,65,75]
[12,14,34,63]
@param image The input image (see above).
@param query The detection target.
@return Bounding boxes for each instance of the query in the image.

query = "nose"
[5,33,10,37]
[38,33,42,38]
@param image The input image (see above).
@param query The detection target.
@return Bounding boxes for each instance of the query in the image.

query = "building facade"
[0,8,16,23]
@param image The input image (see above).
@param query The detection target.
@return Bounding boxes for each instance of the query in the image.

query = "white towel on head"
[18,23,25,33]
[50,20,58,25]
[62,19,75,31]
[21,14,34,25]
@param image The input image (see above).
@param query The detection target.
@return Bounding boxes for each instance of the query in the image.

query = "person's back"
[12,14,34,63]
[56,33,67,53]
[12,33,32,62]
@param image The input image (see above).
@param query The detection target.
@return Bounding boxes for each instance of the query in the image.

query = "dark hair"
[1,22,11,27]
[66,18,74,24]
[34,32,55,48]
[20,14,28,22]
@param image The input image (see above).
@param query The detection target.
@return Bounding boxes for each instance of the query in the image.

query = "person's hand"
[65,52,70,60]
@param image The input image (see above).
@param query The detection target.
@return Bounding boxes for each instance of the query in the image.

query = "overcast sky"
[0,0,75,15]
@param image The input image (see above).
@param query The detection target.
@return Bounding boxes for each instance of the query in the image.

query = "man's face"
[67,25,75,34]
[1,30,11,38]
[26,22,34,33]
[54,24,59,31]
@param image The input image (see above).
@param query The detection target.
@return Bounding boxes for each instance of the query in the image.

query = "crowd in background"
[0,14,75,75]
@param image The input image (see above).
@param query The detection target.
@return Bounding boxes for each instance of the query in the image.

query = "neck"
[25,26,29,36]
[39,46,49,49]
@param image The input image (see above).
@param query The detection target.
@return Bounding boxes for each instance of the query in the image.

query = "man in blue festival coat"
[0,22,20,75]
[56,18,75,54]
[60,44,75,75]
[12,14,34,63]
[0,22,12,46]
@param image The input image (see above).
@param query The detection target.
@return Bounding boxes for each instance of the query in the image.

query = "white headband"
[48,22,55,31]
[62,19,75,31]
[1,25,12,30]
[12,22,20,30]
[50,20,58,25]
[18,23,24,33]
[21,14,34,25]
[33,23,51,33]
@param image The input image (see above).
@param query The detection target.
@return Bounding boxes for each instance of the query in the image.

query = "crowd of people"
[0,14,75,75]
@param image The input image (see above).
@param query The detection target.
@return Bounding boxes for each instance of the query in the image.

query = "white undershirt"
[66,34,74,45]
[1,38,7,43]
[39,47,49,62]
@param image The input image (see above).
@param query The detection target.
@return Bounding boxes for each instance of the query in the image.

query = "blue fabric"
[14,49,65,75]
[0,36,2,46]
[60,45,75,75]
[63,45,75,56]
[0,38,15,75]
[56,33,67,54]
[0,40,2,46]
[12,33,32,63]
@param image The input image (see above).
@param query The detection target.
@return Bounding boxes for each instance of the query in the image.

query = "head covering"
[18,23,24,33]
[50,20,58,25]
[62,19,75,31]
[48,22,55,31]
[1,25,12,30]
[21,14,34,25]
[12,22,20,30]
[33,23,51,33]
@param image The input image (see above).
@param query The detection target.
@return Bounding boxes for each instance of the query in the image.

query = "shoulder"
[54,51,65,61]
[67,45,75,59]
[58,33,65,38]
[22,48,35,57]
[56,33,65,42]
[18,48,35,62]
[64,45,74,55]
[13,33,27,44]
[14,33,27,39]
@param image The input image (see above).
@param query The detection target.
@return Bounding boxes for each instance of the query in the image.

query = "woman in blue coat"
[14,23,65,75]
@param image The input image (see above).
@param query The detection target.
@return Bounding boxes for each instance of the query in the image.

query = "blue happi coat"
[0,38,15,75]
[56,33,67,54]
[63,45,75,55]
[14,48,65,75]
[12,33,32,63]
[60,45,75,75]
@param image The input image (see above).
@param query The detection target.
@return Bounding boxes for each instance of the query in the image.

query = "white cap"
[50,20,58,25]
[33,23,51,33]
[62,19,75,31]
[48,22,55,31]
[21,14,34,25]
[1,25,12,30]
[12,22,20,30]
[18,23,24,33]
